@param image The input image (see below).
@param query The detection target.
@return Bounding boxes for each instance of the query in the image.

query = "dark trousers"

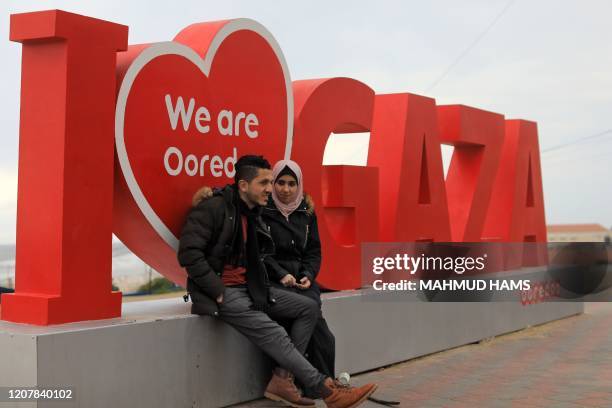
[275,282,336,395]
[217,286,326,390]
[305,316,336,378]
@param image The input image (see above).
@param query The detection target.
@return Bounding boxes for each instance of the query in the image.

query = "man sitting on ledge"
[177,155,377,408]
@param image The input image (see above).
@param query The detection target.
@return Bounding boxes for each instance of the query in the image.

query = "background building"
[547,223,611,242]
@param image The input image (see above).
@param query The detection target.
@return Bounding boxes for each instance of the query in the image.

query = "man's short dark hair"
[234,155,271,184]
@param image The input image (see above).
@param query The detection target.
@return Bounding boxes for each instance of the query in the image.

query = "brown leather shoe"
[264,368,316,408]
[321,377,378,408]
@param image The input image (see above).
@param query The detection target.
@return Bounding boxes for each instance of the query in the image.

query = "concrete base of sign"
[0,275,584,408]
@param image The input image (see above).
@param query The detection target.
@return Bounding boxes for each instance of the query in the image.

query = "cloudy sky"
[0,0,611,243]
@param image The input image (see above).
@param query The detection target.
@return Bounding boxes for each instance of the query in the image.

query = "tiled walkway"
[234,303,612,407]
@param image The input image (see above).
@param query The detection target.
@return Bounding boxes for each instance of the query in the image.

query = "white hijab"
[271,160,304,220]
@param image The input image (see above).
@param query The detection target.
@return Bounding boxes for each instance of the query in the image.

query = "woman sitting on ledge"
[263,159,336,397]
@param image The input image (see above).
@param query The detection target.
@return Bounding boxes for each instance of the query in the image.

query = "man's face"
[240,168,273,207]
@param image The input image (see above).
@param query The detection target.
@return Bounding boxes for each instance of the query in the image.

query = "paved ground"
[233,303,612,408]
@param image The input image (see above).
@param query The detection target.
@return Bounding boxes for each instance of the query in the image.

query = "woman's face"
[274,174,298,204]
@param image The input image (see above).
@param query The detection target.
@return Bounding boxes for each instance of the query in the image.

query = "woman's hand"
[296,277,311,290]
[192,186,214,206]
[202,186,213,198]
[280,274,297,287]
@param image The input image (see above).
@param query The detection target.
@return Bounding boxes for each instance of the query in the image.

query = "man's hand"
[296,277,311,290]
[216,293,224,304]
[280,274,296,287]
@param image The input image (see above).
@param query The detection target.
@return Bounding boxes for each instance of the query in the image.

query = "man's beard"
[245,190,265,207]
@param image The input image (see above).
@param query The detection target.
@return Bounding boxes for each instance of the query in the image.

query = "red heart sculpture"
[113,19,293,285]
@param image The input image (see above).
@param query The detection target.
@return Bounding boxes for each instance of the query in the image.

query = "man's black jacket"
[177,185,275,316]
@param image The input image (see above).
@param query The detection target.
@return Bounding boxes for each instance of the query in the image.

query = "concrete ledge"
[0,280,584,407]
